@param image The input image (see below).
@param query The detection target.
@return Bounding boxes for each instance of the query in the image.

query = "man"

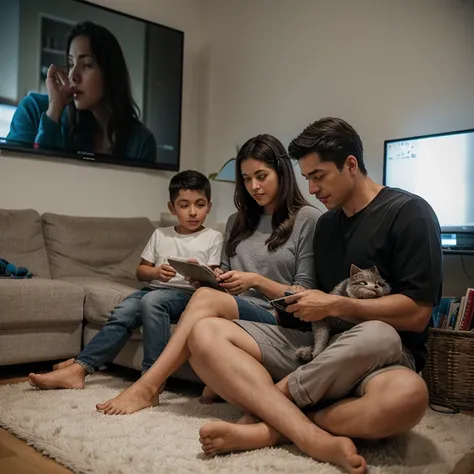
[186,118,442,474]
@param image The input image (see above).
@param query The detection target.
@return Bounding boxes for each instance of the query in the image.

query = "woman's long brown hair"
[225,134,309,257]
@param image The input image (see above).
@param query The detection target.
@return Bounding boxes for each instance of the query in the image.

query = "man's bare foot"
[199,385,223,404]
[199,421,366,474]
[28,364,86,390]
[96,381,159,415]
[52,358,76,371]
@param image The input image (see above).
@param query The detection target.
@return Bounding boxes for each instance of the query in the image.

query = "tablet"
[167,257,225,292]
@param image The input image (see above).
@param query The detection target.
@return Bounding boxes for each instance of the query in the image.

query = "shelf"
[42,48,64,56]
[442,249,474,256]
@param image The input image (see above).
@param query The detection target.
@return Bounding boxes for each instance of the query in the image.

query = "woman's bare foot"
[199,421,279,455]
[28,363,87,390]
[199,421,366,474]
[236,413,260,425]
[96,381,160,415]
[52,358,76,371]
[199,385,223,404]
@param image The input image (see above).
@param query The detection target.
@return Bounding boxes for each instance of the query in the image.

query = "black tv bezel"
[0,0,184,173]
[383,127,474,234]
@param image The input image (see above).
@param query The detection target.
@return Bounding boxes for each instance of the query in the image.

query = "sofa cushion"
[0,209,51,278]
[60,276,138,325]
[0,278,84,329]
[42,213,155,282]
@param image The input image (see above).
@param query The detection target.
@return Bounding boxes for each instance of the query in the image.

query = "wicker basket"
[422,328,474,411]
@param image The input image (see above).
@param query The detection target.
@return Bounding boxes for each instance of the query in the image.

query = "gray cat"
[295,265,391,363]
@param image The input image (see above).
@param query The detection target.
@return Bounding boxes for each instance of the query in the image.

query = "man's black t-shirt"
[313,187,443,372]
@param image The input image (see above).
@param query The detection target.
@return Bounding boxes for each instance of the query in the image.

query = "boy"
[29,170,223,390]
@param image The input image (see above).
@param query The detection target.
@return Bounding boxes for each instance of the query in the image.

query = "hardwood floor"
[0,427,72,474]
[0,365,73,474]
[1,362,473,474]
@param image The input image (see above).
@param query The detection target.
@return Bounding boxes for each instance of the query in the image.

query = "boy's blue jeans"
[75,287,192,374]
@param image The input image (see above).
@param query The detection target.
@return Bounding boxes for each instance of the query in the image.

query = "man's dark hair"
[288,117,367,175]
[169,170,211,202]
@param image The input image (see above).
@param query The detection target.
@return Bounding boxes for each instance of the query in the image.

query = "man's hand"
[213,267,225,278]
[156,263,176,282]
[217,270,257,295]
[286,290,340,322]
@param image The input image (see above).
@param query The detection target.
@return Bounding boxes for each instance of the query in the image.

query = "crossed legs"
[188,318,428,473]
[188,317,367,473]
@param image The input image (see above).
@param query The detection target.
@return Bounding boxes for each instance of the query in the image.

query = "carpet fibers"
[0,374,473,474]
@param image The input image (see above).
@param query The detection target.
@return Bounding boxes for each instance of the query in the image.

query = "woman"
[7,21,156,162]
[96,134,322,415]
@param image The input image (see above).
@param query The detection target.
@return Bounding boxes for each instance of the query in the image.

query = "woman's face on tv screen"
[68,36,104,112]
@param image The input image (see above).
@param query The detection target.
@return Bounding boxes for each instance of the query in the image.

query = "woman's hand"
[156,263,177,282]
[46,65,74,122]
[217,270,258,295]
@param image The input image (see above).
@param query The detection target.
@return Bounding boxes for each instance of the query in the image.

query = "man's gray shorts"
[234,320,416,406]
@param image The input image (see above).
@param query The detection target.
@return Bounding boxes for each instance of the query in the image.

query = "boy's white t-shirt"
[141,226,223,292]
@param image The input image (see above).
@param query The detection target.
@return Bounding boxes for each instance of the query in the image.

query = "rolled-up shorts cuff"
[353,348,416,397]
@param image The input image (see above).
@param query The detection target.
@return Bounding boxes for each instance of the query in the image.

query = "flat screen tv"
[0,0,184,171]
[384,128,474,254]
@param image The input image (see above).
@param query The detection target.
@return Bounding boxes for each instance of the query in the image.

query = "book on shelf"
[432,289,474,331]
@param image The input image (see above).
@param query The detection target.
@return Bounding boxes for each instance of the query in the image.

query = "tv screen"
[0,0,184,171]
[384,128,474,243]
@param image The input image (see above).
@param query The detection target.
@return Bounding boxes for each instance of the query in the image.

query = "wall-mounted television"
[0,0,184,171]
[384,128,474,254]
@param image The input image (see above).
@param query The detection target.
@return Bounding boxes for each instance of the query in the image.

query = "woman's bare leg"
[189,318,366,474]
[96,288,240,415]
[199,386,223,404]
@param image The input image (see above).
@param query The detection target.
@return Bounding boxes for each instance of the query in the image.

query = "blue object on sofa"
[0,258,32,278]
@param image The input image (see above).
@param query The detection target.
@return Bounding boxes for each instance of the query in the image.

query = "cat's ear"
[370,265,381,277]
[350,264,363,277]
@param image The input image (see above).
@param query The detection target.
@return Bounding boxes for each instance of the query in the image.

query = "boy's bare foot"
[29,364,87,390]
[52,358,75,371]
[96,381,159,415]
[199,385,223,404]
[199,421,366,474]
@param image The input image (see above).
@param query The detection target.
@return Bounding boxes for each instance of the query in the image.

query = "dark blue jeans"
[76,288,192,373]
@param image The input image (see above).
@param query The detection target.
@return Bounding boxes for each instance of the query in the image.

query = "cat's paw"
[296,346,314,362]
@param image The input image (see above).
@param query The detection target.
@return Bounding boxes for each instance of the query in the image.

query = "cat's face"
[347,267,390,299]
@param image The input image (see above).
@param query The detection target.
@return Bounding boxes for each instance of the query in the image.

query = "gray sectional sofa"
[0,209,201,381]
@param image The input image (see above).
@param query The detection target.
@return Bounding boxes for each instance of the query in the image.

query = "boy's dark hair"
[288,117,367,175]
[169,170,211,202]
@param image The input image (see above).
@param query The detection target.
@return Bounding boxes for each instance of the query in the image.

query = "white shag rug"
[1,373,473,474]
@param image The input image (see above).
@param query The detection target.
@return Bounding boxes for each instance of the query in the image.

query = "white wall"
[1,0,473,292]
[0,0,202,220]
[199,0,474,294]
